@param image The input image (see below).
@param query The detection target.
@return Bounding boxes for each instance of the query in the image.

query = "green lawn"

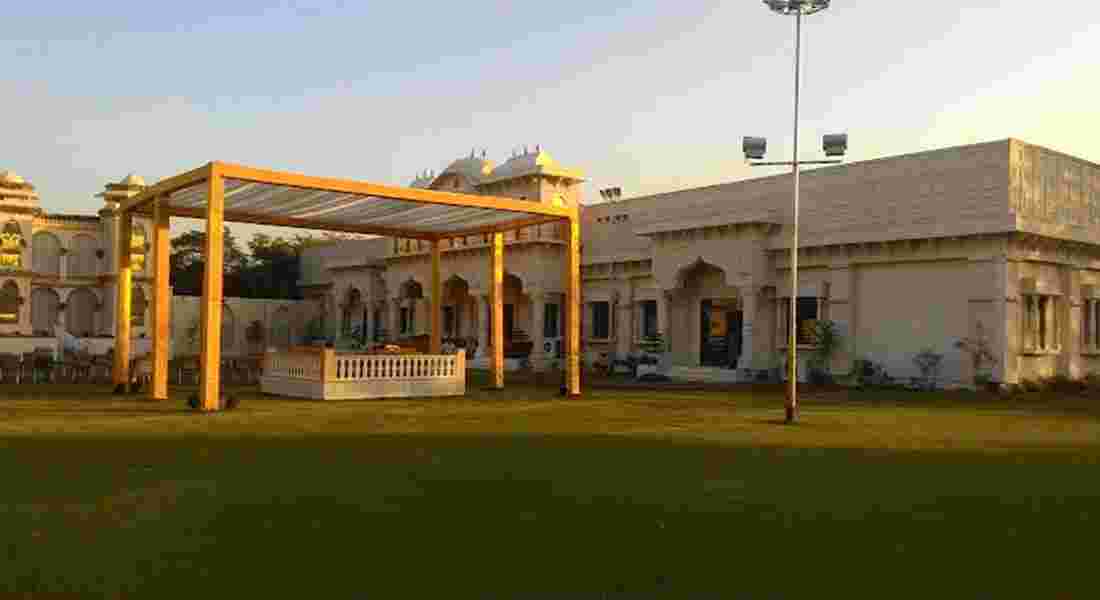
[1,377,1098,598]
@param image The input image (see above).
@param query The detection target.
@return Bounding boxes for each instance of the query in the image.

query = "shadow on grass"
[1,430,1098,597]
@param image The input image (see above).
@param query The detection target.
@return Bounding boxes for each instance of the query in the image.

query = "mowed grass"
[2,376,1099,598]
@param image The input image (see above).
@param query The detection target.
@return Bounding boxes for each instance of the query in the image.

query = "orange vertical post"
[489,232,504,389]
[199,169,225,411]
[150,196,171,400]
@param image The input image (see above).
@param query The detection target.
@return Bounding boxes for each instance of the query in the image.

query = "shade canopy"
[115,160,583,410]
[121,162,574,239]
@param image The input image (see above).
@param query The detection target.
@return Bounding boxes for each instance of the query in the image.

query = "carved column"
[476,294,489,360]
[739,287,755,373]
[529,290,546,371]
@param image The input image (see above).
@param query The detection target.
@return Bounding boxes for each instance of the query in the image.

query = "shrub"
[912,348,944,391]
[955,322,996,384]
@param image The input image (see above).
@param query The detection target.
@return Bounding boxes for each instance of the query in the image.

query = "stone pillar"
[476,294,489,359]
[390,298,402,342]
[363,295,373,344]
[529,290,546,370]
[739,287,755,373]
[616,290,633,358]
[57,298,68,335]
[657,290,672,371]
[827,267,853,372]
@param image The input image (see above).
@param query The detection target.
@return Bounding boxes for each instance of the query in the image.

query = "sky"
[3,0,1099,241]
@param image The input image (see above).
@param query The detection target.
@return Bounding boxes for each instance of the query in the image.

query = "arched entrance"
[67,288,97,337]
[678,259,742,369]
[443,275,473,343]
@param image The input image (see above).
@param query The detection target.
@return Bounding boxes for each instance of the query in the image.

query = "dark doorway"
[700,299,742,368]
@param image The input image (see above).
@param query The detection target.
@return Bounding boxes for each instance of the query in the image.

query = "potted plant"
[635,331,666,378]
[806,320,843,386]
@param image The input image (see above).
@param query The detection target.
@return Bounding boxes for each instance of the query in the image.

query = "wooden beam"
[162,206,441,241]
[217,161,573,219]
[564,217,581,397]
[150,196,171,401]
[199,172,225,411]
[119,163,212,215]
[112,214,133,391]
[490,232,504,390]
[430,240,442,354]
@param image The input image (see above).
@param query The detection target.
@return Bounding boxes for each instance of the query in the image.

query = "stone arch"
[31,287,60,334]
[32,231,61,275]
[0,280,20,323]
[677,258,732,292]
[341,286,363,337]
[66,288,98,337]
[443,275,474,339]
[70,234,98,277]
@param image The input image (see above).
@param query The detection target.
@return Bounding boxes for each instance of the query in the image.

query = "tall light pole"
[745,0,847,424]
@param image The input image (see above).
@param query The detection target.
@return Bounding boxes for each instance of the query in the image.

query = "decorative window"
[0,281,19,323]
[131,226,147,273]
[641,300,658,338]
[32,232,61,275]
[1021,293,1060,353]
[590,301,610,339]
[0,222,23,269]
[70,235,98,277]
[779,297,821,346]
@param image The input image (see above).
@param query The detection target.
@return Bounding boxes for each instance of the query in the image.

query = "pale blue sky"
[3,1,1099,239]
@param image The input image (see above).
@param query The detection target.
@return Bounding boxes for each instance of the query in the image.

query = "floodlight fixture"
[763,0,831,15]
[743,137,768,161]
[823,133,848,157]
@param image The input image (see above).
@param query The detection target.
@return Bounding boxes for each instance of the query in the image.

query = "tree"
[169,227,249,296]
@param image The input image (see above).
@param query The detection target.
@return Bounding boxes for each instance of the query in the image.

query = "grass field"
[2,377,1098,598]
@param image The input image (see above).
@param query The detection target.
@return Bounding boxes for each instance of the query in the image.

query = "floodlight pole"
[788,9,802,424]
[749,1,842,424]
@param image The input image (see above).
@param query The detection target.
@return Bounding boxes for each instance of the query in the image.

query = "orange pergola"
[115,161,582,410]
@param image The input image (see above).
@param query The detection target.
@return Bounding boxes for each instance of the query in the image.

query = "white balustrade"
[261,348,466,400]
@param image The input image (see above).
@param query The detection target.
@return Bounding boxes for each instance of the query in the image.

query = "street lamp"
[746,0,846,424]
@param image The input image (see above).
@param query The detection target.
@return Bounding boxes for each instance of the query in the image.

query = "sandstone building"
[301,139,1100,385]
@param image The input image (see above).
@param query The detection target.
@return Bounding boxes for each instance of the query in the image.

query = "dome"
[489,148,560,180]
[0,171,26,186]
[119,173,146,187]
[440,153,494,184]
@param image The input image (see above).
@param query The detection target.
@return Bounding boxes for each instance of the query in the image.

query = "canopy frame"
[115,161,582,409]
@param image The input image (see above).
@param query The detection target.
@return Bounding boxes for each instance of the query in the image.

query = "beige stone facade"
[0,172,155,344]
[304,139,1100,385]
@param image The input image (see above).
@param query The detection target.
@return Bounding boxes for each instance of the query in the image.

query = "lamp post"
[745,0,847,424]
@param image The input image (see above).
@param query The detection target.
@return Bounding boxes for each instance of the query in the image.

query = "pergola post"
[489,232,504,390]
[199,171,225,411]
[150,196,171,400]
[564,217,581,397]
[112,212,133,393]
[430,239,442,354]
